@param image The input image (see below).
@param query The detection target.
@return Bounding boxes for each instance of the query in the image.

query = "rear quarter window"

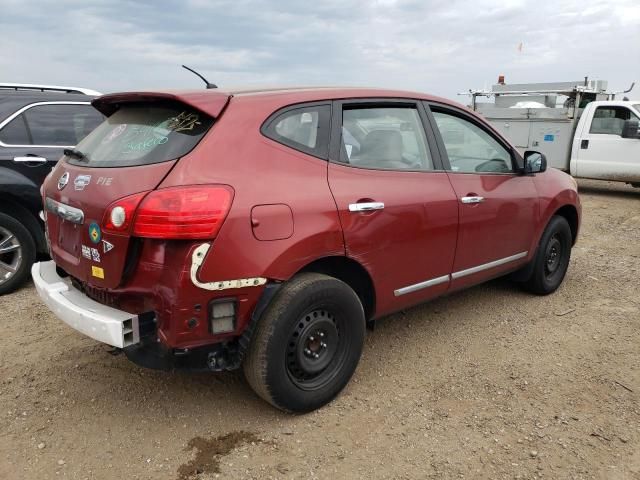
[68,103,213,167]
[261,103,331,159]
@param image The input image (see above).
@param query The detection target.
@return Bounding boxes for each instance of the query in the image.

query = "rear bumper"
[31,261,140,348]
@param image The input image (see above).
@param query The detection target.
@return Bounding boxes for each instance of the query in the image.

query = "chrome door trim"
[44,197,84,225]
[13,156,48,164]
[451,251,527,279]
[348,202,385,212]
[394,274,450,296]
[460,196,485,204]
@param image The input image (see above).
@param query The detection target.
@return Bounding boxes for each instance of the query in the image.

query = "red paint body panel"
[531,168,582,244]
[446,172,539,289]
[40,87,581,352]
[327,165,458,316]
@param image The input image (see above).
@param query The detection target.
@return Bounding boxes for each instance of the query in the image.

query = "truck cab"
[571,101,640,185]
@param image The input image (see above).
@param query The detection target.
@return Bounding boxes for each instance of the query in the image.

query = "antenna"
[181,65,217,89]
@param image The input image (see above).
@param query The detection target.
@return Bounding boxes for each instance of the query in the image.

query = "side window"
[339,106,434,171]
[590,106,639,135]
[22,104,104,146]
[0,114,31,145]
[432,110,513,174]
[262,104,330,158]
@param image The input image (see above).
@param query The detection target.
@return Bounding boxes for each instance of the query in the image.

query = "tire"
[0,212,36,295]
[522,215,572,295]
[244,273,366,412]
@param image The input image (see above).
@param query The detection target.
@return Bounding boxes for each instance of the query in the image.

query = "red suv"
[33,87,580,412]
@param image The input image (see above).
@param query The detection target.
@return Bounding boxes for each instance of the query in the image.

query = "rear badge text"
[97,177,113,186]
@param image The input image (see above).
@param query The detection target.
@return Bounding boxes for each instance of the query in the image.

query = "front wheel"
[243,273,366,412]
[522,215,572,295]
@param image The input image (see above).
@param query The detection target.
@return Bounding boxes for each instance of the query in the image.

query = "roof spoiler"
[92,91,231,118]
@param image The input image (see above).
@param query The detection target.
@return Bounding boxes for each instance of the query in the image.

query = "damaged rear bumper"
[31,261,140,348]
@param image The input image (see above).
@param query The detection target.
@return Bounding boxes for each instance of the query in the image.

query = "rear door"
[327,99,458,316]
[426,102,539,290]
[575,104,640,181]
[0,101,103,187]
[43,100,217,288]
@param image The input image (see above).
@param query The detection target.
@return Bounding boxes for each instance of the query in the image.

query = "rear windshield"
[66,103,213,167]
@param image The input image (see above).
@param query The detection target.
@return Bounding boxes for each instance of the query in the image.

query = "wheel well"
[0,193,46,253]
[554,205,579,245]
[299,256,376,320]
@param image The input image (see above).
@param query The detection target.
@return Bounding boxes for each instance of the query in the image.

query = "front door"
[327,99,459,317]
[575,104,640,182]
[427,103,539,290]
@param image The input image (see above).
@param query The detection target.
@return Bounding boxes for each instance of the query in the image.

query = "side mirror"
[524,151,547,174]
[621,119,639,139]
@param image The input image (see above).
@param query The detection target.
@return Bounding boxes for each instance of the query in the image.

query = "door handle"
[460,196,485,204]
[580,139,589,149]
[348,202,385,212]
[13,156,48,164]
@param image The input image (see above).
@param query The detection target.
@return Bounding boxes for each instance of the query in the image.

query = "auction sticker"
[91,266,105,279]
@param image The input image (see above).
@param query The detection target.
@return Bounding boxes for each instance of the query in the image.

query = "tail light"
[102,186,233,239]
[103,192,148,234]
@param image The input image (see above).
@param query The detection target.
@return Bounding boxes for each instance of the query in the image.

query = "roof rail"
[0,83,102,96]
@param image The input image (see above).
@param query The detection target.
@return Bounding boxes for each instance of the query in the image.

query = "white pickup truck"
[468,79,640,187]
[568,100,639,186]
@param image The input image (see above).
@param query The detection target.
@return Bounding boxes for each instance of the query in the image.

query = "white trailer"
[465,79,640,187]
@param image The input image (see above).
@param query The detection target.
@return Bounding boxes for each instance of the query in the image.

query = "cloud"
[1,0,639,99]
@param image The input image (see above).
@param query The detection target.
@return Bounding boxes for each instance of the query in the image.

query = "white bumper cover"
[31,261,139,348]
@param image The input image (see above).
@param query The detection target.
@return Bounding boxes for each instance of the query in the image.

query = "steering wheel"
[475,158,510,173]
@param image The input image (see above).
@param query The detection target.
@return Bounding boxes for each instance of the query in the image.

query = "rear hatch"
[43,92,229,289]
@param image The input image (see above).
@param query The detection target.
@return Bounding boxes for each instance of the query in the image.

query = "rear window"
[67,103,213,167]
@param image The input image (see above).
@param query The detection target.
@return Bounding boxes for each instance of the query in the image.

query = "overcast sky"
[2,0,639,100]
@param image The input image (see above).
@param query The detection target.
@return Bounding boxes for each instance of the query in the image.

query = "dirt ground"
[1,179,638,480]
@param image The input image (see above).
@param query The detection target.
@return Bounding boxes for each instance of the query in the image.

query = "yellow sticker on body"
[91,266,105,279]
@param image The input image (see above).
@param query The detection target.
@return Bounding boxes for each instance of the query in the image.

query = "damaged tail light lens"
[132,185,233,239]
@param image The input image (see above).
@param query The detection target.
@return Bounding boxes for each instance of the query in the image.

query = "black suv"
[0,84,104,294]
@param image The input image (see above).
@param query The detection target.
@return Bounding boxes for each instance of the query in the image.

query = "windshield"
[66,103,213,167]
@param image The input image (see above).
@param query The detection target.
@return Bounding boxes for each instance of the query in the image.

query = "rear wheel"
[244,273,365,412]
[0,212,36,295]
[522,215,572,295]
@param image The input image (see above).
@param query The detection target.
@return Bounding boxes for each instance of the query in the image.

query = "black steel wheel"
[0,212,36,295]
[522,215,572,295]
[244,273,365,412]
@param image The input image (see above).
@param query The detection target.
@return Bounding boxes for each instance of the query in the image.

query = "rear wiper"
[63,148,89,162]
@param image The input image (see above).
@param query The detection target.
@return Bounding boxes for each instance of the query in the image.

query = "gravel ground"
[1,179,638,480]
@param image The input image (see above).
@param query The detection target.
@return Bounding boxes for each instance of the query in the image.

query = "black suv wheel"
[0,212,36,295]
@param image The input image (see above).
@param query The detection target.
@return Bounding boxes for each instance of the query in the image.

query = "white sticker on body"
[102,240,114,253]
